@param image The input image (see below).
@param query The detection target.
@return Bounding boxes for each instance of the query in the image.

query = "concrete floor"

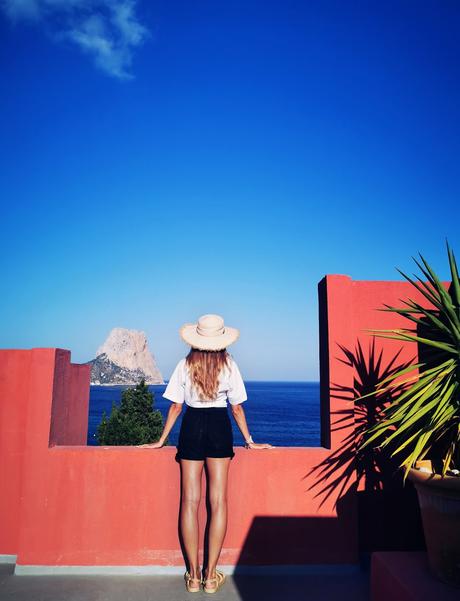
[0,563,370,601]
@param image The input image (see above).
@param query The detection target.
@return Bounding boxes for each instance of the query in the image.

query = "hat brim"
[179,323,240,350]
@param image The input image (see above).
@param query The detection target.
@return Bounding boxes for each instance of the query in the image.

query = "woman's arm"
[137,402,183,448]
[230,404,274,449]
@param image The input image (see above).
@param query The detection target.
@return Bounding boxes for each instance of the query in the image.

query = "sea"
[88,381,321,447]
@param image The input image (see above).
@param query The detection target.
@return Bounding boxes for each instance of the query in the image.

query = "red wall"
[0,349,91,557]
[1,275,443,568]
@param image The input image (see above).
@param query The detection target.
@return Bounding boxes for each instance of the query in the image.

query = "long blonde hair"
[185,348,231,401]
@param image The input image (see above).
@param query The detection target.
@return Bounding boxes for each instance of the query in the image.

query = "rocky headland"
[87,328,164,385]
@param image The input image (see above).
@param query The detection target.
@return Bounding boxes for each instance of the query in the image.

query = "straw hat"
[179,314,240,351]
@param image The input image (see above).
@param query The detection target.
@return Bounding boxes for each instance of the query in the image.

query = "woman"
[138,314,273,593]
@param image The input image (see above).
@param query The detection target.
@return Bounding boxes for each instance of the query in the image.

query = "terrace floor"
[0,563,370,601]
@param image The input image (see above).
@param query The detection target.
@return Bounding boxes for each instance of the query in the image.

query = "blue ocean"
[87,381,321,447]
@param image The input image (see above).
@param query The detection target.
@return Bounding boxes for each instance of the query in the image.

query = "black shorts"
[175,406,235,462]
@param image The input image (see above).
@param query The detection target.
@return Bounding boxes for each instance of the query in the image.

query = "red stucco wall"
[1,274,444,568]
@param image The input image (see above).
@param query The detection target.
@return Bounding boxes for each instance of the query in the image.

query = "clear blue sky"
[1,0,459,381]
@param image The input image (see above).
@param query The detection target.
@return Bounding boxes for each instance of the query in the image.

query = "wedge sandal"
[184,571,202,593]
[203,569,226,594]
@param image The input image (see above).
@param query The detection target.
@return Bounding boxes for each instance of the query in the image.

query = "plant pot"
[408,459,460,587]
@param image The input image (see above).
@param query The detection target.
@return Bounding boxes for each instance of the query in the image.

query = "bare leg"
[204,457,231,589]
[180,459,204,580]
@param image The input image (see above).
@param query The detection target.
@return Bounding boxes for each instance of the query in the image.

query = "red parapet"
[1,274,446,570]
[0,348,90,556]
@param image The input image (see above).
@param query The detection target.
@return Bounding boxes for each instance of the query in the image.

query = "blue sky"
[1,0,460,381]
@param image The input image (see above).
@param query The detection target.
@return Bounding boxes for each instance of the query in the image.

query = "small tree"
[96,379,166,445]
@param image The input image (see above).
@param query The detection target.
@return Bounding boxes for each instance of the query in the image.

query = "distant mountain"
[87,328,164,385]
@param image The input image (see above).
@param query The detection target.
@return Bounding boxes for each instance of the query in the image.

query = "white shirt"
[162,355,248,408]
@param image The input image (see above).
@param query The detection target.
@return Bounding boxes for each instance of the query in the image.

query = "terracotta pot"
[408,459,460,587]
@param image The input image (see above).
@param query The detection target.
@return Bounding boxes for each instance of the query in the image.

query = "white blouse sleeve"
[227,359,248,405]
[162,359,186,404]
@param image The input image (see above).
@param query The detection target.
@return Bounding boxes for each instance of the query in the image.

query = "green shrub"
[96,379,166,445]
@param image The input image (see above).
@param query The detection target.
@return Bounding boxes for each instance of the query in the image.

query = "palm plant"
[358,240,460,479]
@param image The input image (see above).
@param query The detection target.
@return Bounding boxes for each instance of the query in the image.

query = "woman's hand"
[245,441,275,450]
[137,440,164,449]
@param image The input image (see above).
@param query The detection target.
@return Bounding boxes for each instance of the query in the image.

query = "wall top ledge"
[48,445,329,453]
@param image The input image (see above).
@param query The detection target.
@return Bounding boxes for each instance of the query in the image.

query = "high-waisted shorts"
[175,406,235,462]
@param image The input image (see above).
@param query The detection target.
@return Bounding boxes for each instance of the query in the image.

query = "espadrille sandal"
[184,571,201,593]
[203,569,226,594]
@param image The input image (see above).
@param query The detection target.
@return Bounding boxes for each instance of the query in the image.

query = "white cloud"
[1,0,149,79]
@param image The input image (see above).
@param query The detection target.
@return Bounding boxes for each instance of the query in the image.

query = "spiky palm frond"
[358,240,460,479]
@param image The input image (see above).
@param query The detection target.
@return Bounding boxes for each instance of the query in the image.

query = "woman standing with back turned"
[138,314,273,593]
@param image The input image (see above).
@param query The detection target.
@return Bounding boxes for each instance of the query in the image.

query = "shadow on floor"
[0,562,370,601]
